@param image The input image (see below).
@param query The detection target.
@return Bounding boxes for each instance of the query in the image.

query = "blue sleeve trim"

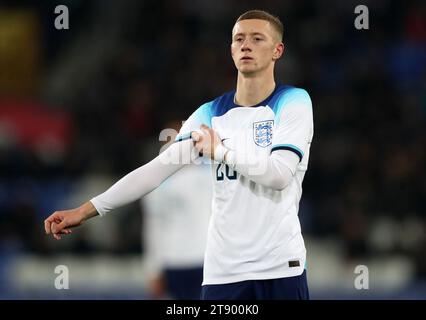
[199,102,213,128]
[271,144,303,162]
[174,132,192,143]
[273,88,311,126]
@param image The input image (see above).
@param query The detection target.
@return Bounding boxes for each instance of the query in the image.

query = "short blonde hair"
[236,10,284,42]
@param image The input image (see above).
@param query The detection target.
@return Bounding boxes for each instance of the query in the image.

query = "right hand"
[44,201,97,240]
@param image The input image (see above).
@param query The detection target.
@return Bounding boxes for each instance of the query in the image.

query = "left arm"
[193,126,298,190]
[193,88,313,190]
[225,148,300,190]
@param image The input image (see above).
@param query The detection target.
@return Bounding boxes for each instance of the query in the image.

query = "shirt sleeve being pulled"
[90,138,197,216]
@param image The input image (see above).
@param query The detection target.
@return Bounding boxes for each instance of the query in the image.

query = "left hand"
[191,124,222,159]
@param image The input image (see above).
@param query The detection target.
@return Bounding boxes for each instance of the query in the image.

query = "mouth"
[240,56,253,61]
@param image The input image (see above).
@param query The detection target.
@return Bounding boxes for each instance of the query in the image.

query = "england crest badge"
[253,120,274,147]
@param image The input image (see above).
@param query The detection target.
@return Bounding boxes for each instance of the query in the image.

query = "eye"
[254,37,263,42]
[235,37,243,42]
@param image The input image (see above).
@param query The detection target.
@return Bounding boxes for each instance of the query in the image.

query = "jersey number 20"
[216,164,237,181]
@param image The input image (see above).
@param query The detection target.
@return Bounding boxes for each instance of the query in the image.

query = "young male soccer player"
[44,10,313,300]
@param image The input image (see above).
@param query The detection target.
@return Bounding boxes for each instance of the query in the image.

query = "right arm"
[90,139,195,216]
[44,138,197,239]
[44,102,212,240]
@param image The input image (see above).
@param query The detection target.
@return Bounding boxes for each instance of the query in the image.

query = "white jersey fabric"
[142,164,212,278]
[90,84,314,285]
[177,85,313,284]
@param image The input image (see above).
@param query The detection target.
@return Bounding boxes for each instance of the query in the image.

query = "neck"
[235,68,276,107]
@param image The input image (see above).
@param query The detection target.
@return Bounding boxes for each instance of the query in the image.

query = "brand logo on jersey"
[253,120,273,147]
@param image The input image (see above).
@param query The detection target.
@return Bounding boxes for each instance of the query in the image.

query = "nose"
[241,39,252,51]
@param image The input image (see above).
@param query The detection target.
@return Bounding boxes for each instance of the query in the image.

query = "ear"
[272,42,284,61]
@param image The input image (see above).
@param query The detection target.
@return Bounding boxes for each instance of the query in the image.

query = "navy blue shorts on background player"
[164,266,203,300]
[201,270,309,300]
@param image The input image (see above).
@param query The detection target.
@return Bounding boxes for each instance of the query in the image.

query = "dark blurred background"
[0,0,425,299]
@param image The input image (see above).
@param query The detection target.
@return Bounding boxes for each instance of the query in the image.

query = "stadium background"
[0,0,425,299]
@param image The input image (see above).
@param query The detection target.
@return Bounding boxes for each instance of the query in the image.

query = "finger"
[44,219,51,234]
[61,229,72,234]
[200,125,210,134]
[200,125,212,137]
[53,233,61,240]
[57,228,72,235]
[191,133,199,142]
[193,141,200,150]
[191,131,202,142]
[44,215,58,234]
[51,220,67,234]
[53,216,62,224]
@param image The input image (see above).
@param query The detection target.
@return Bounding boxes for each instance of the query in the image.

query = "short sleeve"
[271,88,313,162]
[175,101,213,142]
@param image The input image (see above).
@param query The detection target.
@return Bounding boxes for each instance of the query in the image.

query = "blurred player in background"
[45,10,313,300]
[142,120,212,300]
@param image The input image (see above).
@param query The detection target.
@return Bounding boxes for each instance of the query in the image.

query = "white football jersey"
[175,84,314,285]
[142,164,212,276]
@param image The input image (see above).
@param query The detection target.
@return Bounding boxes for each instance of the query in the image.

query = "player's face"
[231,19,283,76]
